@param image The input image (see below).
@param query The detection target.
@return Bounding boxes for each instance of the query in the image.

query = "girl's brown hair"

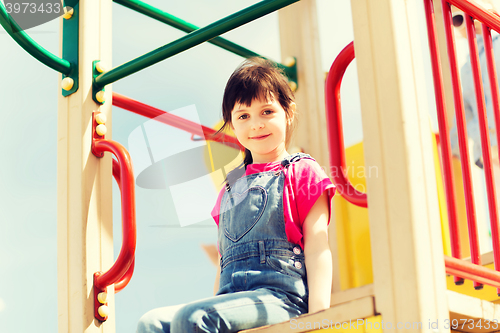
[217,57,296,180]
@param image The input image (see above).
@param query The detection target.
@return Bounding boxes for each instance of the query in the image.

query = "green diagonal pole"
[113,0,262,59]
[113,0,296,80]
[0,2,72,75]
[95,0,299,89]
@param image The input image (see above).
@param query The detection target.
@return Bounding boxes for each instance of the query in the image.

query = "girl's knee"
[136,309,164,333]
[137,304,186,333]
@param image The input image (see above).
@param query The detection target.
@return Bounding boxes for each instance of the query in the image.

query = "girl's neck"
[250,148,290,164]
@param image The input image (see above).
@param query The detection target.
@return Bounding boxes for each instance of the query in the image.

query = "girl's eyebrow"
[232,103,274,114]
[232,108,245,114]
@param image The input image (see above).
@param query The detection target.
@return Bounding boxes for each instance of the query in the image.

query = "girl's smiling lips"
[250,134,271,140]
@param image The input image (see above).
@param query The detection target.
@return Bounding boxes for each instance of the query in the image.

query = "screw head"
[61,77,74,91]
[97,292,108,304]
[96,91,105,103]
[95,113,107,125]
[284,57,296,67]
[95,62,106,73]
[62,7,74,19]
[98,305,110,318]
[96,124,107,136]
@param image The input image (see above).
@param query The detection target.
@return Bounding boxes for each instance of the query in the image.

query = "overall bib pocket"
[222,185,268,242]
[266,254,305,279]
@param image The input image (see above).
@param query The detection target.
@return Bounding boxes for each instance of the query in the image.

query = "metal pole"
[94,0,299,89]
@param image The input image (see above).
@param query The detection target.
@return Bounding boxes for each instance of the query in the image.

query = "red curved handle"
[93,139,136,290]
[325,41,368,207]
[114,258,135,293]
[111,158,135,293]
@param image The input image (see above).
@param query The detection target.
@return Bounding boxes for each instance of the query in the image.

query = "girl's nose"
[251,121,264,130]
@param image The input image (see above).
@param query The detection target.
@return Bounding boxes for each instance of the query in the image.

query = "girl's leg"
[170,288,305,333]
[136,304,186,333]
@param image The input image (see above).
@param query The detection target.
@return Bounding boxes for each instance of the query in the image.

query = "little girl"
[137,58,335,333]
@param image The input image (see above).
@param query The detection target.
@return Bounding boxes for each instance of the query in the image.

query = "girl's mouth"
[250,134,271,140]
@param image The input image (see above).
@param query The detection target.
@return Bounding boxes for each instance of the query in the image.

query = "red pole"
[441,0,478,276]
[325,42,367,208]
[482,24,500,295]
[465,14,487,289]
[424,0,462,284]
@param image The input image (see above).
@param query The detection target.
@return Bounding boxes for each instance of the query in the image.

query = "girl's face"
[231,97,294,164]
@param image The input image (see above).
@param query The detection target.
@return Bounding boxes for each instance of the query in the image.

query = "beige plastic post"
[278,0,339,295]
[351,0,450,331]
[57,1,114,332]
[278,0,330,169]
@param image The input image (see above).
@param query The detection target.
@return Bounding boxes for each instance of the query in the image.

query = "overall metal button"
[293,247,301,255]
[294,261,302,269]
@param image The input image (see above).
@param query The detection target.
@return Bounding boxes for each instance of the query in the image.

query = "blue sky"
[0,0,439,332]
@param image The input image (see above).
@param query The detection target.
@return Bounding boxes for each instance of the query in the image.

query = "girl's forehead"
[232,97,278,111]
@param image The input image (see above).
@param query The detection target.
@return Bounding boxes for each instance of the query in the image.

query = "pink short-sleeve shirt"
[211,158,336,250]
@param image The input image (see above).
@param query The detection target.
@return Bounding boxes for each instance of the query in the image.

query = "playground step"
[448,290,500,333]
[241,295,376,333]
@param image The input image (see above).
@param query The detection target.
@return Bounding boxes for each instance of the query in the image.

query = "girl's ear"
[287,102,296,125]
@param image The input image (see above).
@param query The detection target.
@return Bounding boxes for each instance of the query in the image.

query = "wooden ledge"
[241,296,376,333]
[448,290,500,333]
[331,284,374,307]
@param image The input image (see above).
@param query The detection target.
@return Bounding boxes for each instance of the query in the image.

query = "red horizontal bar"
[94,139,136,290]
[445,256,500,289]
[325,42,367,208]
[448,0,500,33]
[112,92,243,151]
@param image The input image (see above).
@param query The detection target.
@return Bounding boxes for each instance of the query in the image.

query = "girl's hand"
[303,192,332,314]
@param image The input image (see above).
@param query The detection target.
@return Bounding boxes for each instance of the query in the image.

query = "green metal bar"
[95,0,299,88]
[113,0,261,59]
[113,0,296,79]
[0,2,72,75]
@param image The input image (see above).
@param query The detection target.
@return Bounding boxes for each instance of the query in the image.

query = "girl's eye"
[263,110,273,115]
[239,114,248,120]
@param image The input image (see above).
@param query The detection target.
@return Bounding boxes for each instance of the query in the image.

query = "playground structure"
[3,0,500,332]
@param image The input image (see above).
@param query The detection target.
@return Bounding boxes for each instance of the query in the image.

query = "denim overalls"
[137,153,313,333]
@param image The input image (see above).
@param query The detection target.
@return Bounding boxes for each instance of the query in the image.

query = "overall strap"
[280,152,314,168]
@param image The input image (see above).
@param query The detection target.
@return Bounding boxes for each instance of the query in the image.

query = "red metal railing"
[325,42,368,208]
[326,0,500,293]
[424,0,500,291]
[112,92,244,151]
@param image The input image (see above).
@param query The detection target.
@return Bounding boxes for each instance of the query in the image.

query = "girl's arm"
[303,191,332,313]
